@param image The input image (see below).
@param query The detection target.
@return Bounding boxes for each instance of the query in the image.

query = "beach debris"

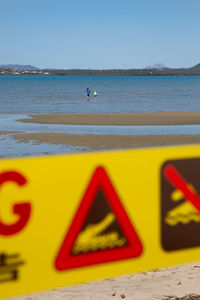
[111,292,116,296]
[162,296,177,300]
[162,294,200,300]
[120,294,126,299]
[177,281,182,285]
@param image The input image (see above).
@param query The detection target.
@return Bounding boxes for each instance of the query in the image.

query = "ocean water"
[1,75,200,157]
[0,75,200,114]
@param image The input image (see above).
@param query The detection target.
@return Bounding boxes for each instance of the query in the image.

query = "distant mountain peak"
[0,64,39,70]
[145,62,168,69]
[190,63,200,69]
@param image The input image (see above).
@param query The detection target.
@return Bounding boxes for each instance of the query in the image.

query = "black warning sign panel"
[161,158,200,251]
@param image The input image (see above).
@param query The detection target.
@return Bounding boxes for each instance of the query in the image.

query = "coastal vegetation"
[43,66,200,76]
[0,63,200,76]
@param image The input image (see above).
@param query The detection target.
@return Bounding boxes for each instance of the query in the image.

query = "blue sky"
[1,0,200,69]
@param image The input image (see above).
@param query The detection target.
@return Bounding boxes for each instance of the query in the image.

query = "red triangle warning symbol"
[55,166,143,271]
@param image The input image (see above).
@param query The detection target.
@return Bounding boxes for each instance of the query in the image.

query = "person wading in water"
[86,88,91,100]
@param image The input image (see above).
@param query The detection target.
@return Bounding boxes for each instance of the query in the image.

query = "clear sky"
[1,0,200,69]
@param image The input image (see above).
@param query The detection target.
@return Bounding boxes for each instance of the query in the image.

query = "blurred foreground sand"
[10,262,200,300]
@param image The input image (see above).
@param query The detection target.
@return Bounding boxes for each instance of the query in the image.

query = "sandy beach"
[8,112,200,300]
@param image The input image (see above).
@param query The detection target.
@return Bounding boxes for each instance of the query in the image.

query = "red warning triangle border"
[55,166,143,271]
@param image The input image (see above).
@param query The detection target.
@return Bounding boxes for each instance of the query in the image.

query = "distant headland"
[0,63,200,76]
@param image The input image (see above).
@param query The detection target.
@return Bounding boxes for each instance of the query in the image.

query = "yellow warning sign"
[2,145,200,298]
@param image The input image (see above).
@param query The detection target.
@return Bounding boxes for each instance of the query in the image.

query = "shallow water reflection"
[0,134,86,158]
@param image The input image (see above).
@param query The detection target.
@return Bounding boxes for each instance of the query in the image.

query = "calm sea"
[0,75,200,114]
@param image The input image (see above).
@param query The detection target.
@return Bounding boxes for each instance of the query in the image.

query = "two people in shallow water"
[86,88,98,100]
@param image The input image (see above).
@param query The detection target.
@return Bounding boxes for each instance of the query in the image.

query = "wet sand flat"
[14,132,200,150]
[0,131,19,135]
[19,112,200,126]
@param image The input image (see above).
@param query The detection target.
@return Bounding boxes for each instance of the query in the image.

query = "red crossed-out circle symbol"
[0,171,31,236]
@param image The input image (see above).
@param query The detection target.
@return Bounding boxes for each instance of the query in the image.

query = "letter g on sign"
[0,171,31,236]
